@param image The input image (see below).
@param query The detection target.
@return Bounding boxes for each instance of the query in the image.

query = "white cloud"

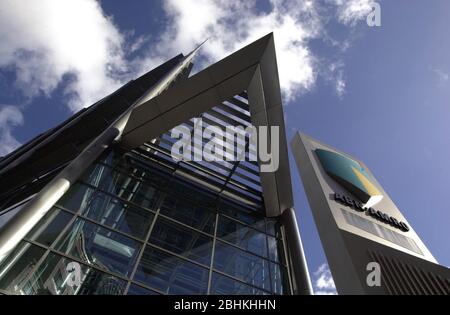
[0,106,23,156]
[0,0,373,137]
[0,0,129,112]
[326,60,347,97]
[313,263,337,295]
[332,0,375,26]
[431,68,449,85]
[143,0,323,102]
[336,78,346,97]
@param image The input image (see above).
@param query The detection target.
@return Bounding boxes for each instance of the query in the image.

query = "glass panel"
[270,263,290,295]
[55,218,141,277]
[117,155,171,187]
[160,195,215,234]
[210,272,268,295]
[78,188,155,240]
[21,253,126,295]
[26,208,73,247]
[82,164,161,211]
[218,200,264,226]
[96,147,123,167]
[134,246,209,295]
[213,241,271,291]
[166,180,215,206]
[127,283,159,295]
[266,219,282,238]
[217,215,267,258]
[56,183,95,213]
[267,236,284,264]
[149,218,212,266]
[0,242,46,294]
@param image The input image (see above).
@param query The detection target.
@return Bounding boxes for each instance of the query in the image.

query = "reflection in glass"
[267,236,285,264]
[213,241,271,292]
[82,163,161,211]
[22,253,126,295]
[116,156,171,188]
[55,218,141,277]
[0,242,46,294]
[167,180,217,207]
[219,200,264,226]
[160,195,215,234]
[270,262,290,295]
[210,272,267,295]
[266,219,282,238]
[127,283,159,295]
[149,218,212,266]
[134,246,209,295]
[217,215,267,258]
[78,188,154,239]
[56,183,95,213]
[96,147,123,167]
[26,208,73,247]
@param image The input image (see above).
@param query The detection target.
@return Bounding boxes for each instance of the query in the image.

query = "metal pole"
[281,207,313,295]
[0,45,203,262]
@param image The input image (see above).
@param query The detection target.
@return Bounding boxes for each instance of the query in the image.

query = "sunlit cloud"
[0,105,23,156]
[313,263,337,295]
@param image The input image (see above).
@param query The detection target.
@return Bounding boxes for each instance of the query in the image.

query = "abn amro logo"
[316,149,383,209]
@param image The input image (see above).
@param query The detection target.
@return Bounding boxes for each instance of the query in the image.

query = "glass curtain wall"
[0,147,291,295]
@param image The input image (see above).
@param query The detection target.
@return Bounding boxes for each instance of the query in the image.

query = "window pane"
[134,246,209,295]
[217,215,267,258]
[82,164,161,211]
[270,263,290,295]
[55,218,141,277]
[219,200,264,226]
[56,183,95,213]
[117,155,171,188]
[78,189,155,240]
[96,148,123,167]
[160,195,215,234]
[166,180,216,207]
[127,284,159,295]
[149,218,212,266]
[266,219,281,238]
[26,208,73,247]
[210,272,268,295]
[267,235,285,264]
[213,241,271,291]
[0,242,46,294]
[22,253,126,295]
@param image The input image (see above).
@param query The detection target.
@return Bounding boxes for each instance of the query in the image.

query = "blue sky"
[0,0,449,294]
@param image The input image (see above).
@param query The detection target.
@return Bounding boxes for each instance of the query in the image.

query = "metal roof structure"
[132,92,265,213]
[121,33,293,217]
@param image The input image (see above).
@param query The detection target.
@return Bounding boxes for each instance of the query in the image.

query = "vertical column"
[281,207,313,295]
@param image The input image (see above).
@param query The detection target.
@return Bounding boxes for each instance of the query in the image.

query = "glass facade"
[0,147,291,295]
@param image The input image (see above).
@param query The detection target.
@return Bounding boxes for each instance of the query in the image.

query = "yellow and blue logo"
[316,149,383,209]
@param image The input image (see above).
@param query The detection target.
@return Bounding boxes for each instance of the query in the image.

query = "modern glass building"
[0,34,312,295]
